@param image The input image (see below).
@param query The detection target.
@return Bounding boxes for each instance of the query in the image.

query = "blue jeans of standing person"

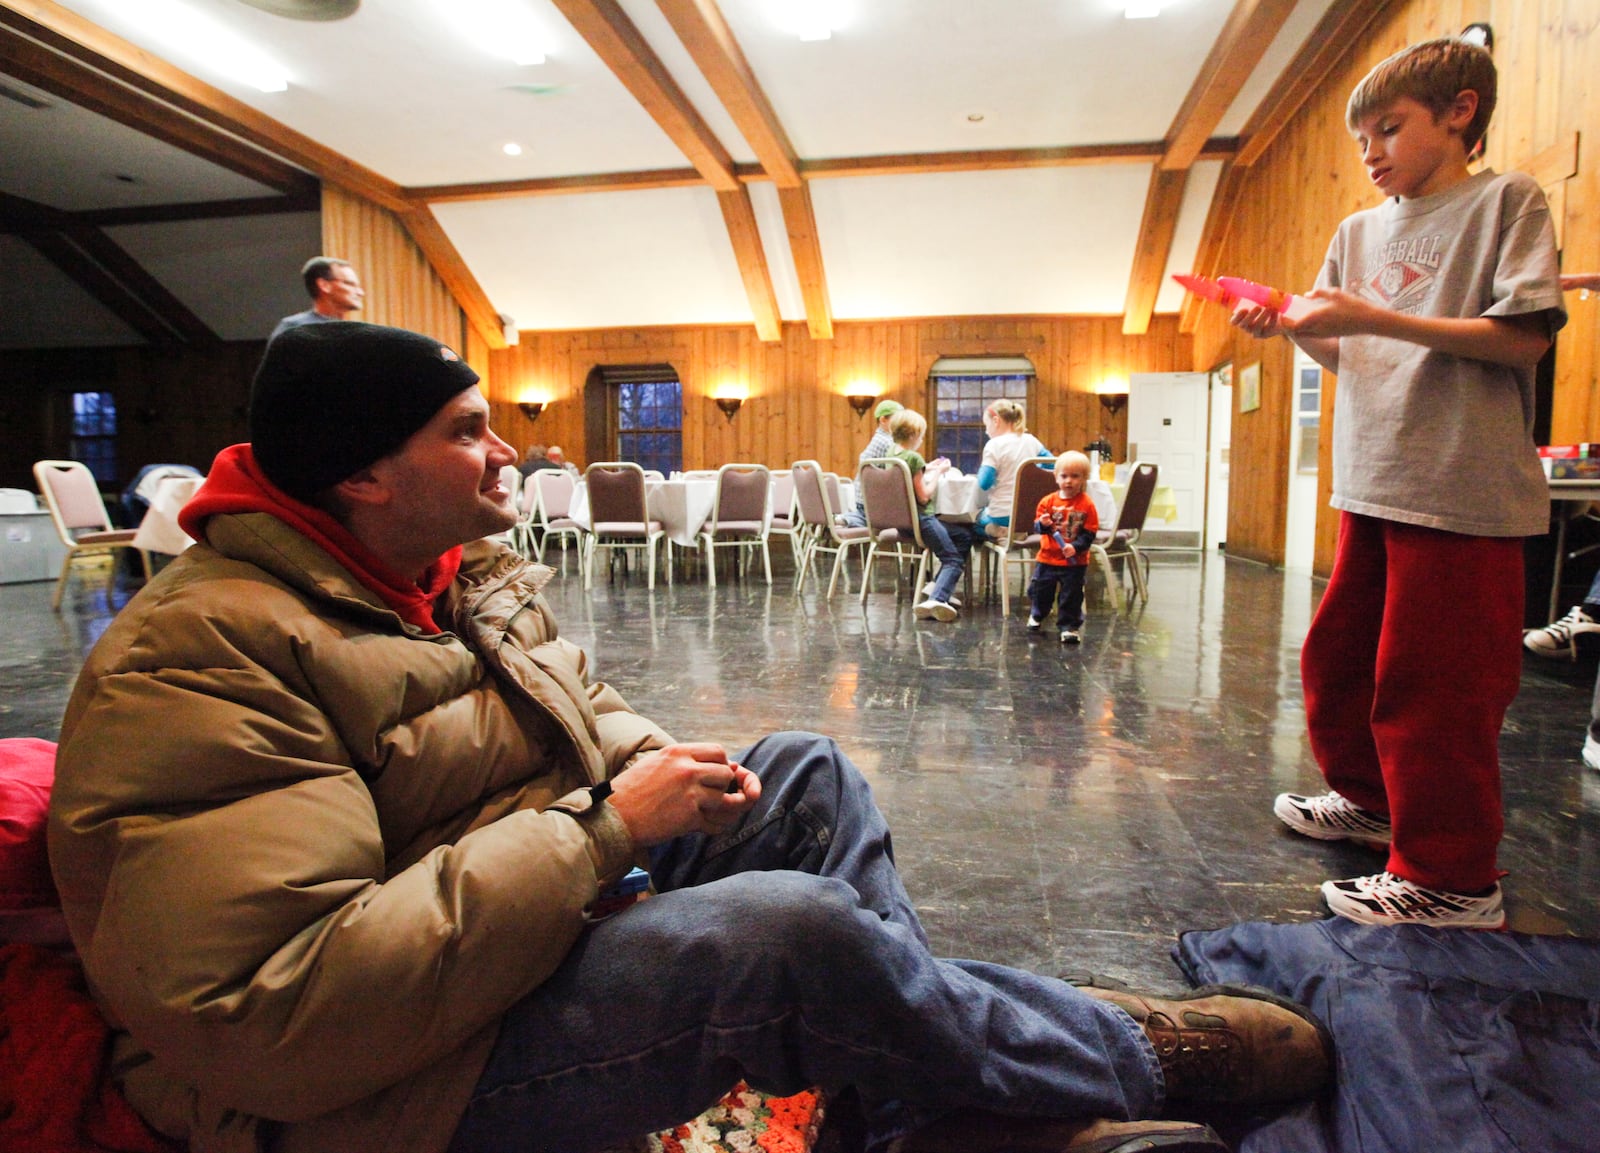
[448,732,1161,1153]
[922,517,974,604]
[1031,561,1089,629]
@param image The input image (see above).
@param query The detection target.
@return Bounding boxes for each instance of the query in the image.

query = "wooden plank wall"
[484,315,1189,477]
[1189,0,1600,572]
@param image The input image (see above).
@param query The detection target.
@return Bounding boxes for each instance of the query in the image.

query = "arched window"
[584,364,683,473]
[927,357,1036,474]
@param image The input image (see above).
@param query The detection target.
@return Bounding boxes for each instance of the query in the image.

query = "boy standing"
[1233,37,1565,928]
[1029,451,1099,643]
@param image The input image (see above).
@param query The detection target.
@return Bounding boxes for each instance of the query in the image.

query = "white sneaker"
[1273,791,1391,849]
[1523,605,1600,659]
[914,598,958,622]
[922,583,961,608]
[1060,629,1080,644]
[1027,616,1041,631]
[1584,735,1600,772]
[1321,871,1505,930]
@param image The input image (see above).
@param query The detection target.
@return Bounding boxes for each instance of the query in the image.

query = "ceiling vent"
[0,82,51,110]
[233,0,359,20]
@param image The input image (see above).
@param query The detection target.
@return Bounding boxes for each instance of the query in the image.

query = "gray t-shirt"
[268,309,341,343]
[1319,168,1565,537]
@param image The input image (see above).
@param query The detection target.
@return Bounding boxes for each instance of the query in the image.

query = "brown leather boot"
[890,1109,1226,1152]
[1078,983,1333,1106]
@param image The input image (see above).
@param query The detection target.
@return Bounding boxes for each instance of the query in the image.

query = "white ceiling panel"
[810,166,1156,319]
[434,186,760,331]
[718,0,1238,157]
[0,74,277,211]
[0,235,141,349]
[106,212,322,340]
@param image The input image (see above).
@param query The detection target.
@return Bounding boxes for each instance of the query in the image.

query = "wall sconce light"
[846,393,877,419]
[1097,391,1127,418]
[518,401,544,422]
[715,396,743,422]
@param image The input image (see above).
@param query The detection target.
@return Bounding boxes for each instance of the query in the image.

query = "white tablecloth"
[932,473,981,522]
[569,478,717,547]
[131,475,204,554]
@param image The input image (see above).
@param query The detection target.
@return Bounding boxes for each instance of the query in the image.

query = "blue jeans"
[921,517,974,604]
[448,733,1160,1153]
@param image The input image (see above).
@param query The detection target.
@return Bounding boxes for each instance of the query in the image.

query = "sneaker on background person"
[1060,629,1080,645]
[1273,790,1392,849]
[1026,616,1041,631]
[914,598,958,623]
[1523,604,1600,658]
[1584,735,1600,772]
[1321,871,1506,930]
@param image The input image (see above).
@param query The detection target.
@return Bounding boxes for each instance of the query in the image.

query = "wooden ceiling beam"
[1233,0,1395,168]
[716,189,781,342]
[655,0,828,341]
[394,204,508,351]
[1161,0,1297,171]
[549,0,739,192]
[1,189,217,342]
[1122,0,1295,334]
[1179,161,1247,334]
[778,182,831,341]
[73,192,320,229]
[1121,167,1190,336]
[0,25,315,198]
[415,168,707,204]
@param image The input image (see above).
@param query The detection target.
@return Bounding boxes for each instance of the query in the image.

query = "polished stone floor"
[5,546,1600,988]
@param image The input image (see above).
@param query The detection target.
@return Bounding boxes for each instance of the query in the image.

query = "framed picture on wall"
[1239,362,1261,414]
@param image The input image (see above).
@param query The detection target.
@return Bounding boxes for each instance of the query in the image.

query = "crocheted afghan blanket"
[607,1082,825,1153]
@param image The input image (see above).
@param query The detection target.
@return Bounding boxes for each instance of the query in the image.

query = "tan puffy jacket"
[49,511,670,1152]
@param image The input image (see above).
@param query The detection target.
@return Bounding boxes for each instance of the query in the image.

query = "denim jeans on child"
[448,732,1161,1153]
[1030,561,1088,629]
[921,517,974,604]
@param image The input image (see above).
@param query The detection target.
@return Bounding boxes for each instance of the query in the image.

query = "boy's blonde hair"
[1054,450,1090,475]
[888,409,927,446]
[986,399,1027,431]
[1346,37,1496,153]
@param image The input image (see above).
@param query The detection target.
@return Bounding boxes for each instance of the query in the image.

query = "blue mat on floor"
[1174,919,1600,1153]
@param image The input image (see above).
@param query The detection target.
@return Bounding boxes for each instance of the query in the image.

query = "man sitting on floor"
[49,322,1332,1153]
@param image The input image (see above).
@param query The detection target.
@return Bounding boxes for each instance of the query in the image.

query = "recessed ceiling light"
[1125,2,1161,17]
[772,0,848,42]
[966,113,985,123]
[503,142,523,156]
[117,0,291,91]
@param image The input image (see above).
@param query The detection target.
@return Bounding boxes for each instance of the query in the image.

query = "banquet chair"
[792,461,870,597]
[33,459,152,612]
[510,473,541,560]
[1091,461,1158,604]
[698,463,771,587]
[768,468,801,566]
[980,458,1059,615]
[857,458,934,604]
[583,462,667,589]
[531,470,583,573]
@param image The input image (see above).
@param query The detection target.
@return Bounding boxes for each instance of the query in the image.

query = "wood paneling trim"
[393,205,506,351]
[413,168,706,203]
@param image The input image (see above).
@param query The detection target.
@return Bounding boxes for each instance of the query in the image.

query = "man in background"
[269,256,364,341]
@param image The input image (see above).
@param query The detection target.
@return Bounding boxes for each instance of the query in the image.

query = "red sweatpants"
[1301,512,1523,892]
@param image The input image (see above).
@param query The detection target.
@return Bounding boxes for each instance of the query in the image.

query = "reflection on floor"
[5,548,1599,987]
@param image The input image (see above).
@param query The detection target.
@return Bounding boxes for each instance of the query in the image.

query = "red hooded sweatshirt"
[178,444,461,634]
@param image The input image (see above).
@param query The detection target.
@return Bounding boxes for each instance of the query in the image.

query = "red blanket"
[0,943,177,1153]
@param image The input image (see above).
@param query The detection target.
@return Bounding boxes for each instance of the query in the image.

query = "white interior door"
[1206,377,1231,551]
[1128,372,1209,543]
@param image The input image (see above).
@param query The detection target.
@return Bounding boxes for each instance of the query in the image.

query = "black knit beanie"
[250,322,480,501]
